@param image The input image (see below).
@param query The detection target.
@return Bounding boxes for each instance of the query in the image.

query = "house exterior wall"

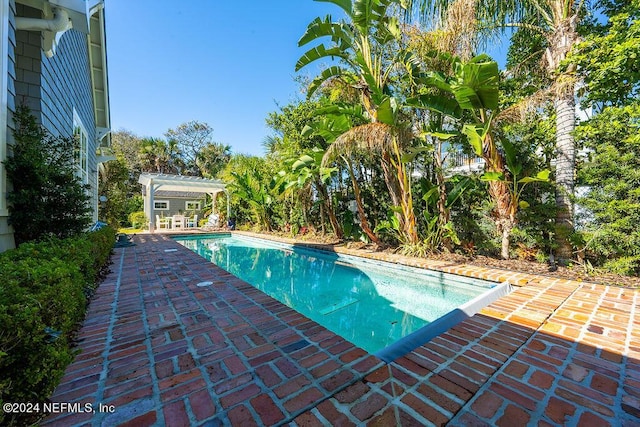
[41,25,98,220]
[0,0,15,251]
[14,3,98,221]
[1,1,104,252]
[149,196,206,225]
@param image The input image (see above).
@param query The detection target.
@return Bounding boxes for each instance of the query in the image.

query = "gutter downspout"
[15,7,72,58]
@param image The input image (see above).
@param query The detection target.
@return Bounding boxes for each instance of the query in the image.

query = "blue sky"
[105,1,341,156]
[105,1,509,156]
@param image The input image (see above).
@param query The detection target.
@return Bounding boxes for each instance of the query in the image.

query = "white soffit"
[138,174,227,194]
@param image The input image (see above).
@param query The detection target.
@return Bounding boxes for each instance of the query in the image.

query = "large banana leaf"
[520,170,550,183]
[451,56,499,111]
[500,137,522,176]
[304,114,353,144]
[316,0,352,16]
[298,16,354,48]
[407,93,462,119]
[296,45,349,71]
[307,66,351,97]
[461,124,485,157]
[376,96,398,125]
[352,0,392,34]
[312,103,365,120]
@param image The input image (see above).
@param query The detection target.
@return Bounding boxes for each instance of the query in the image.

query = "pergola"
[138,173,228,232]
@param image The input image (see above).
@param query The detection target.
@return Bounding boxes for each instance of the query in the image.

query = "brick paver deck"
[43,233,640,426]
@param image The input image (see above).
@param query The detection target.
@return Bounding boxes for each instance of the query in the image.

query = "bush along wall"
[0,226,115,426]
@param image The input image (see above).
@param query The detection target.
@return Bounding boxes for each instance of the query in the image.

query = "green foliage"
[221,155,281,231]
[576,103,640,275]
[195,143,231,178]
[128,211,148,229]
[0,227,114,426]
[98,159,131,229]
[570,2,640,107]
[4,106,92,244]
[165,121,215,174]
[419,211,460,250]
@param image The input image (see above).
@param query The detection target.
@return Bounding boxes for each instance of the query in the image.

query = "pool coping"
[42,232,640,426]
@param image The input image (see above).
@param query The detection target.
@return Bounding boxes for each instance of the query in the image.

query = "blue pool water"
[174,234,509,360]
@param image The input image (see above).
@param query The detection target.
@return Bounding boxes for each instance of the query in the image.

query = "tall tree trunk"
[487,177,514,259]
[344,157,381,245]
[554,89,576,260]
[546,15,579,261]
[484,134,515,259]
[390,141,419,245]
[317,179,343,239]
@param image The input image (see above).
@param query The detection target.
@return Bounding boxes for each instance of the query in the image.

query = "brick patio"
[42,233,640,426]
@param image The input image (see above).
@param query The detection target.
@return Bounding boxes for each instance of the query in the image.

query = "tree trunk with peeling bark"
[344,157,381,245]
[317,179,343,239]
[484,134,516,259]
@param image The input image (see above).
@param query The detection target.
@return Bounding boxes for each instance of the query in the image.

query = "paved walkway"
[43,233,640,426]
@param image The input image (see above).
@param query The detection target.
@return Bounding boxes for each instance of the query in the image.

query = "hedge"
[0,226,115,426]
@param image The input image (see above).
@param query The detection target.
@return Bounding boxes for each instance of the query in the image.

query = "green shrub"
[0,227,114,426]
[128,211,147,229]
[3,106,92,245]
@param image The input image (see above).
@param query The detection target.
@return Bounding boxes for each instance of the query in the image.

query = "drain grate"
[164,249,178,253]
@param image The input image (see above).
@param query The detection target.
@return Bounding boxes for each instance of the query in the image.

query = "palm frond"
[322,122,412,166]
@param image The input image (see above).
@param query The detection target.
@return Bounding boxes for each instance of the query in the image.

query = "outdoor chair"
[186,215,198,228]
[203,213,220,230]
[172,215,185,229]
[156,215,170,230]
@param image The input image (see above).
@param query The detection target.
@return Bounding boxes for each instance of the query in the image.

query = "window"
[73,111,88,185]
[185,201,201,210]
[154,200,169,210]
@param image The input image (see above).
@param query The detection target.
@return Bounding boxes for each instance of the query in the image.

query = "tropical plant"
[407,0,589,260]
[570,0,640,108]
[297,0,420,245]
[139,137,183,174]
[305,106,383,243]
[196,142,231,178]
[229,168,276,232]
[97,158,130,228]
[277,148,343,237]
[574,104,640,275]
[266,98,344,236]
[412,54,549,258]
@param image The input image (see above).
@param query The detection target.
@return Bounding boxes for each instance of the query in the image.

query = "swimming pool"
[174,234,511,361]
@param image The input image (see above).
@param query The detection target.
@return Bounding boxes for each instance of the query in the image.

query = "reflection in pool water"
[175,234,497,355]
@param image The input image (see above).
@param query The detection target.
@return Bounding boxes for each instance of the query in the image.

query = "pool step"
[319,297,359,315]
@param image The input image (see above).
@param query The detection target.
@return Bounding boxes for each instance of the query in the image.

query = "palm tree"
[297,0,419,244]
[195,143,231,178]
[407,0,585,259]
[138,138,182,174]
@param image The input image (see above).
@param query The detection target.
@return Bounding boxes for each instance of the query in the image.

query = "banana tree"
[412,53,548,258]
[297,0,419,245]
[480,138,550,258]
[407,0,587,259]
